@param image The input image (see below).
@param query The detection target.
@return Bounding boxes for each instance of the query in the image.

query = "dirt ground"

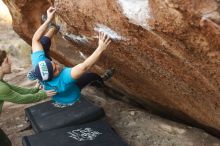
[0,2,220,146]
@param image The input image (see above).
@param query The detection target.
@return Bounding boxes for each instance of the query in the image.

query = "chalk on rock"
[63,33,89,44]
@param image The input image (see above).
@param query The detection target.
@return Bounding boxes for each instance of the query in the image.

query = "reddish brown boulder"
[3,0,220,135]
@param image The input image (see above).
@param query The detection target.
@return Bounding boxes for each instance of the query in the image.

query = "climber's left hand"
[47,6,56,22]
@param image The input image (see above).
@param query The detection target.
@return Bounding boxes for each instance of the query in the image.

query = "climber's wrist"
[45,19,51,24]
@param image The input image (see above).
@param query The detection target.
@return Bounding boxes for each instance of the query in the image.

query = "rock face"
[3,0,220,135]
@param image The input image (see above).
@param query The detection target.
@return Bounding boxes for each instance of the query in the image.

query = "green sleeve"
[6,82,39,94]
[0,84,47,104]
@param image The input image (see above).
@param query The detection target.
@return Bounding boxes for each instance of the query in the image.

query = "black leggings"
[40,36,104,90]
[76,72,104,90]
[0,128,12,146]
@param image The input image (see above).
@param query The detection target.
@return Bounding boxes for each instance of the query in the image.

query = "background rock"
[2,0,220,136]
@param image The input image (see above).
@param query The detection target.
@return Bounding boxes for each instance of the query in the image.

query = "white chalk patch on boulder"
[64,33,89,44]
[94,24,125,40]
[118,0,152,30]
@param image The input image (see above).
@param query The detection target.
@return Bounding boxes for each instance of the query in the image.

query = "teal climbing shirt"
[31,51,81,104]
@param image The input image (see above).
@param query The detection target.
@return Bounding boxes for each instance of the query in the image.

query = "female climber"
[29,6,114,105]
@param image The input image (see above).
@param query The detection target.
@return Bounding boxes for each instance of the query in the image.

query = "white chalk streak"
[94,24,124,40]
[65,33,89,44]
[79,51,87,59]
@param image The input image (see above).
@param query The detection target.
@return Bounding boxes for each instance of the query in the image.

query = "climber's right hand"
[46,6,56,22]
[97,32,111,51]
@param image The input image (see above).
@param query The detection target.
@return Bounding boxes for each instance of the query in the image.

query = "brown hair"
[0,50,7,66]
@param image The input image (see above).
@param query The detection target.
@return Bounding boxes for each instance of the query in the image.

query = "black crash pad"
[25,95,105,133]
[22,120,128,146]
